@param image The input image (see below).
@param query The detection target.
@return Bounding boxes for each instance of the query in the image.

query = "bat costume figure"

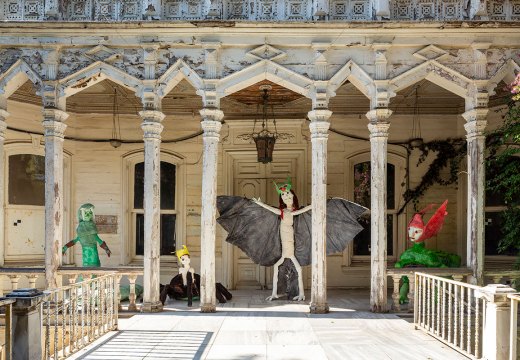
[217,178,367,301]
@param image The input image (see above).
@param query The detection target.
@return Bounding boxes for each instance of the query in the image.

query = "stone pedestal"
[6,288,44,360]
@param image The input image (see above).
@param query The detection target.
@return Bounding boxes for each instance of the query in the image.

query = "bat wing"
[293,198,367,266]
[423,200,449,241]
[216,196,282,266]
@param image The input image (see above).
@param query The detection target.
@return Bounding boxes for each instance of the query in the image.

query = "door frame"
[221,147,308,289]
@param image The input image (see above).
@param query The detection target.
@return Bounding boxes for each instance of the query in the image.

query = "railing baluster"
[467,287,471,354]
[436,279,440,335]
[454,283,458,347]
[5,302,12,360]
[422,275,426,327]
[441,281,446,340]
[62,289,67,358]
[54,292,58,360]
[45,296,51,360]
[475,295,480,358]
[460,286,464,350]
[448,282,452,343]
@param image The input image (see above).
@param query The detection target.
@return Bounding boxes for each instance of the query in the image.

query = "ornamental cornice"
[462,108,489,123]
[200,108,224,122]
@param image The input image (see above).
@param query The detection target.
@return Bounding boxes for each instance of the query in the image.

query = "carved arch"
[487,59,520,95]
[328,60,374,98]
[59,61,142,98]
[216,60,313,98]
[0,59,43,99]
[389,60,472,99]
[157,59,204,98]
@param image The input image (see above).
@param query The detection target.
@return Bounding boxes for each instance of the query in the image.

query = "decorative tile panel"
[391,0,413,19]
[68,0,93,21]
[440,0,461,19]
[120,0,142,20]
[330,0,349,19]
[95,0,117,20]
[255,0,278,20]
[23,0,43,20]
[417,0,437,20]
[224,0,249,19]
[3,0,43,20]
[511,0,520,20]
[350,0,369,19]
[487,0,507,20]
[284,0,310,20]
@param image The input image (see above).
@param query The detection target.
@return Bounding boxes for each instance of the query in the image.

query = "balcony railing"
[1,0,519,22]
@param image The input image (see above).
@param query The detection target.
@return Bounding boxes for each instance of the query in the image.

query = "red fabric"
[409,200,449,242]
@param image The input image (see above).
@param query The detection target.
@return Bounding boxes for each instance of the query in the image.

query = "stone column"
[0,108,8,267]
[308,109,332,314]
[366,109,392,313]
[43,109,68,290]
[199,108,223,313]
[139,109,165,313]
[475,284,517,360]
[462,108,488,285]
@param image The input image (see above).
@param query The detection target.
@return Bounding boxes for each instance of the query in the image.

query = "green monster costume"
[395,200,460,304]
[62,203,111,266]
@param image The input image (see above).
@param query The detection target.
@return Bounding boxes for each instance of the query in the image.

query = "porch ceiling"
[7,79,508,118]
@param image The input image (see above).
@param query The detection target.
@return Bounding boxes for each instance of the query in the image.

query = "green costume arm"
[62,238,79,255]
[95,235,112,258]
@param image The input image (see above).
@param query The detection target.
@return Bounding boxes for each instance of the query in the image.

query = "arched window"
[344,151,406,265]
[132,161,177,256]
[123,151,185,264]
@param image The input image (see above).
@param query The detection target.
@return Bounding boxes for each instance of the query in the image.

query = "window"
[352,161,396,257]
[132,161,177,256]
[484,157,520,257]
[8,154,45,206]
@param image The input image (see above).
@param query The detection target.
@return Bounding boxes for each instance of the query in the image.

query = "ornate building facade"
[0,0,519,312]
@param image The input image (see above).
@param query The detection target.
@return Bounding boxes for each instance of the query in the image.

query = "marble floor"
[67,289,467,360]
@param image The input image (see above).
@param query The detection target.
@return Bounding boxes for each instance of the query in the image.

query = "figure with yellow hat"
[160,245,232,307]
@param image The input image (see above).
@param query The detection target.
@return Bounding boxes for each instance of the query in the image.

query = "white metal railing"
[42,273,118,360]
[508,293,520,360]
[0,298,14,360]
[414,272,484,359]
[2,0,518,22]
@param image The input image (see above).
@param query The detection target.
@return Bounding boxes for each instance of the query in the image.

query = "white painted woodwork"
[200,109,223,313]
[476,284,518,360]
[308,109,331,314]
[0,109,7,266]
[140,109,165,312]
[43,108,68,289]
[463,108,488,285]
[366,109,392,313]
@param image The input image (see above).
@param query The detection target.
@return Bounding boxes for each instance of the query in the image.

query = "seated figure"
[160,245,232,307]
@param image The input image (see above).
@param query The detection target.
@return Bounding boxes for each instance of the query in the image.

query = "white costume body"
[178,254,195,286]
[253,190,311,301]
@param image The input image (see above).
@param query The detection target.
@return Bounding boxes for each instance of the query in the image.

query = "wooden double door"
[228,150,308,290]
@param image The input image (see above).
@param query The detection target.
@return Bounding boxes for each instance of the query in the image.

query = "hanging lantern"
[251,85,278,163]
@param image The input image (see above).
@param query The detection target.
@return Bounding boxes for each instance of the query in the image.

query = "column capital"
[309,120,330,140]
[366,108,392,123]
[200,108,224,122]
[42,120,67,138]
[201,120,222,140]
[307,109,332,122]
[139,110,165,123]
[141,121,164,140]
[462,108,489,122]
[463,108,488,141]
[43,108,69,123]
[368,122,391,138]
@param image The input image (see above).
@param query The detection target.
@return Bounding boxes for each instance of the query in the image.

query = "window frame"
[122,151,185,265]
[343,151,406,265]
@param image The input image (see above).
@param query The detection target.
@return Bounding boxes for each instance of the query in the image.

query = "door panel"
[231,152,306,290]
[5,207,45,261]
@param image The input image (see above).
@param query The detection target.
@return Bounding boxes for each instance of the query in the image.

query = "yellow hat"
[175,245,190,261]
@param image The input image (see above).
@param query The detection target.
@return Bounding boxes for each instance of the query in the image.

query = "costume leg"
[216,283,232,300]
[187,272,193,307]
[160,284,170,305]
[266,258,284,301]
[289,256,305,301]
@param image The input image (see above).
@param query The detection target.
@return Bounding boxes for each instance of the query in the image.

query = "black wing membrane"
[216,196,282,266]
[293,198,367,266]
